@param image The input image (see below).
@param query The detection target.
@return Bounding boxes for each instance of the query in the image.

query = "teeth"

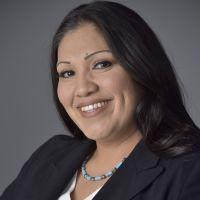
[81,101,108,112]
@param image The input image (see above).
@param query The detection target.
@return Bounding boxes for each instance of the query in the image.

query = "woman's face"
[57,23,142,142]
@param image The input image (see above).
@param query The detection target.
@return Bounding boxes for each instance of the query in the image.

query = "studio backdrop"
[0,0,200,195]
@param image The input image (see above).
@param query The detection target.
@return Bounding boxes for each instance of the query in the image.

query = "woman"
[1,1,200,200]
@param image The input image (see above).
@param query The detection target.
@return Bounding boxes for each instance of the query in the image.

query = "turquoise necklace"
[81,154,127,181]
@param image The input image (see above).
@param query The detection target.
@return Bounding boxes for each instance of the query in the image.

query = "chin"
[83,131,108,141]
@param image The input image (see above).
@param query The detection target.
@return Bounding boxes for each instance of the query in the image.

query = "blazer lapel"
[93,139,164,200]
[34,137,164,200]
[36,138,96,200]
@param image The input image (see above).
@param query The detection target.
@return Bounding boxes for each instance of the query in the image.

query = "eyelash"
[57,60,112,78]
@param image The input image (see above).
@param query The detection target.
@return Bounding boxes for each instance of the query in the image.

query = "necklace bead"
[81,154,127,181]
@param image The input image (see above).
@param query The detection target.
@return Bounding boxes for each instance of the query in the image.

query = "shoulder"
[160,148,200,169]
[158,149,200,199]
[0,135,83,199]
[13,134,82,181]
[35,134,79,151]
[176,150,200,199]
[159,148,200,176]
[26,134,81,163]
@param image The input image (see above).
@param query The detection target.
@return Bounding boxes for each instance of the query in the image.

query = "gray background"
[0,0,200,194]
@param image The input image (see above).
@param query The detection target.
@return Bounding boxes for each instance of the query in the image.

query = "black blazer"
[1,135,200,200]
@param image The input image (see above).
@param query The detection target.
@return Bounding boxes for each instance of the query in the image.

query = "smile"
[81,101,108,112]
[78,100,112,118]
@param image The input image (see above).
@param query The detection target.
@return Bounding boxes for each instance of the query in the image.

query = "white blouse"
[58,170,103,200]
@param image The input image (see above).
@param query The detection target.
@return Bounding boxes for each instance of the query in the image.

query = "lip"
[75,98,113,108]
[77,99,112,118]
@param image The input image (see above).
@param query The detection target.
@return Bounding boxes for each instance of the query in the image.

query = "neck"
[90,128,143,166]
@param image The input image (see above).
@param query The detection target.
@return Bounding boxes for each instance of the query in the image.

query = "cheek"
[99,71,124,93]
[114,69,138,100]
[57,82,72,107]
[101,69,133,97]
[102,68,139,112]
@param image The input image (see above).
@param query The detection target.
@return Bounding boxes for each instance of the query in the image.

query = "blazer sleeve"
[0,134,75,200]
[178,151,200,200]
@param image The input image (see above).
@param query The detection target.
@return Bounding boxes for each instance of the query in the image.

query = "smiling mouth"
[78,100,112,118]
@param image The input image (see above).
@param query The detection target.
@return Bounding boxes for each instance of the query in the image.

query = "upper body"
[2,1,200,200]
[1,134,200,200]
[58,169,103,200]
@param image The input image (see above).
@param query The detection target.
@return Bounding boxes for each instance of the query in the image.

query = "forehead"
[57,23,109,59]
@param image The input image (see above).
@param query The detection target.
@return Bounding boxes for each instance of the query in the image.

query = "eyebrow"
[56,49,111,67]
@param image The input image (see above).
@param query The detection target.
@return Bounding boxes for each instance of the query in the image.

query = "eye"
[93,60,112,69]
[58,70,75,78]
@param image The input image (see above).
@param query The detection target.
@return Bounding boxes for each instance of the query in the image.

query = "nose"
[75,74,98,97]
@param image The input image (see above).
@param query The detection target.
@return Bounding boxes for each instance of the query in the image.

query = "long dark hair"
[50,1,200,158]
